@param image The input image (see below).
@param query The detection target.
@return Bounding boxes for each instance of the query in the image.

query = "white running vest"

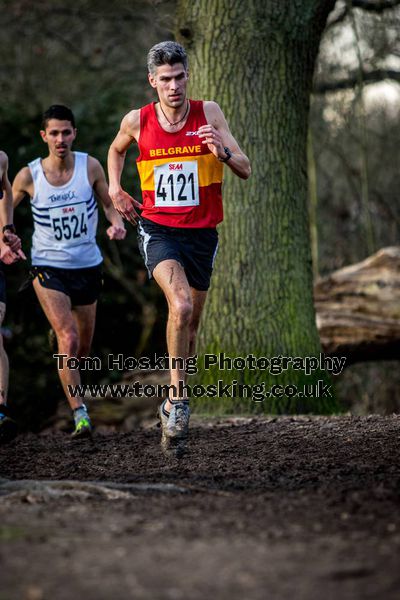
[28,152,102,268]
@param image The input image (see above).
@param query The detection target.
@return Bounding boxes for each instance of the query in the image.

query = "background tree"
[176,0,337,412]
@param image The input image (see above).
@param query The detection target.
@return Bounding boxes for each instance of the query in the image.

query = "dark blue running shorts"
[137,217,219,291]
[31,264,103,306]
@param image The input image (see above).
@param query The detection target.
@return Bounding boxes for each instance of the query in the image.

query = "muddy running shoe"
[158,399,170,434]
[167,401,190,438]
[0,406,18,444]
[158,399,190,457]
[71,405,92,439]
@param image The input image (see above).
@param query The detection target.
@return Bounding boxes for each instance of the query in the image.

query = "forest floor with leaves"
[1,415,400,600]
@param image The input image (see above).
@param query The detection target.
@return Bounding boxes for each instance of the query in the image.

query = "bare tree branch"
[326,6,349,30]
[326,0,400,30]
[314,68,400,93]
[352,0,400,12]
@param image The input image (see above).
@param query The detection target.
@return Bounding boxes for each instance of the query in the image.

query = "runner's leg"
[72,302,97,359]
[0,301,18,442]
[33,279,84,410]
[153,259,192,408]
[0,302,9,405]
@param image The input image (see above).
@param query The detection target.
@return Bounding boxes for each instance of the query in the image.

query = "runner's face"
[148,63,188,109]
[40,119,77,159]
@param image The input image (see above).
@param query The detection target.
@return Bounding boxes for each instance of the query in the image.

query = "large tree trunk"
[315,246,400,364]
[176,1,336,412]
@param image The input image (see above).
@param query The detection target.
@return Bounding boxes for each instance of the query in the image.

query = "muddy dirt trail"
[1,415,400,600]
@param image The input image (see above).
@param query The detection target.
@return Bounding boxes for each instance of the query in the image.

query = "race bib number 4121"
[154,161,199,207]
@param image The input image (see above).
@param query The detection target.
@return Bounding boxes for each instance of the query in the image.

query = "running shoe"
[158,399,190,457]
[167,402,190,438]
[158,399,170,436]
[0,406,18,444]
[71,413,92,439]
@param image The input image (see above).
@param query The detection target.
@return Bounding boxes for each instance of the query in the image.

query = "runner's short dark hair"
[42,105,76,129]
[147,41,188,75]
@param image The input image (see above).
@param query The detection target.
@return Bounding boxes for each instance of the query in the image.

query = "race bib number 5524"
[49,202,89,245]
[154,161,199,207]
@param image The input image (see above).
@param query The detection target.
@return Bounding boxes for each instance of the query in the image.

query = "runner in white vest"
[28,151,102,269]
[12,105,126,438]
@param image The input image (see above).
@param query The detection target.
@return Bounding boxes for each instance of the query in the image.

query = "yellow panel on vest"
[137,153,223,191]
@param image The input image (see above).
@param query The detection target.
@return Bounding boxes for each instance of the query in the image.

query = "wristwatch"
[219,147,233,162]
[2,224,16,234]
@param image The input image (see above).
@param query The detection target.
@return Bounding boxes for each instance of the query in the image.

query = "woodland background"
[1,0,399,427]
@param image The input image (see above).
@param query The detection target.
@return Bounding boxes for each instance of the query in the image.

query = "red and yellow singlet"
[137,100,224,228]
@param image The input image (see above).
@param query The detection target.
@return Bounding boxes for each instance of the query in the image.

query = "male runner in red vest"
[108,41,250,454]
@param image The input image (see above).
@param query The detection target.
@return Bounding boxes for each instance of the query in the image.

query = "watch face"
[223,147,232,160]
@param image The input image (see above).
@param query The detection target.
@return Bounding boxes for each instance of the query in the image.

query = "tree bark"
[176,0,336,412]
[315,247,400,365]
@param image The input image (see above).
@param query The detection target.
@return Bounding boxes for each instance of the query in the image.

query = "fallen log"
[314,246,400,365]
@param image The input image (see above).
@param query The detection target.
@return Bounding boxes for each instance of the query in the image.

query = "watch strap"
[219,147,232,163]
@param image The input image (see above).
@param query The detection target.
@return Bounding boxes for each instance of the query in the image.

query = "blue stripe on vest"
[86,195,96,210]
[32,209,50,219]
[87,206,98,219]
[31,205,50,213]
[33,218,52,227]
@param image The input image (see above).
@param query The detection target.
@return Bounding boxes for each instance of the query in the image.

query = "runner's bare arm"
[12,166,34,208]
[0,152,13,225]
[0,154,26,262]
[88,157,127,239]
[200,101,251,179]
[107,110,142,224]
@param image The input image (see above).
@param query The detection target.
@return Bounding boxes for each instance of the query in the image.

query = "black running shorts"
[137,217,219,291]
[31,264,103,306]
[0,265,5,304]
